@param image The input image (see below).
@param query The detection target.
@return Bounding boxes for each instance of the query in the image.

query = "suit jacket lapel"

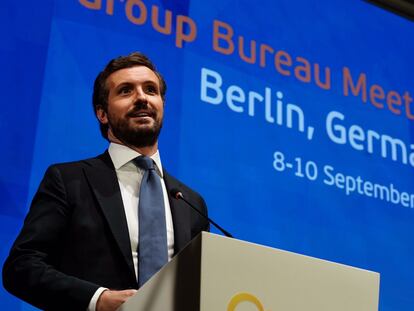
[83,152,136,279]
[163,171,192,254]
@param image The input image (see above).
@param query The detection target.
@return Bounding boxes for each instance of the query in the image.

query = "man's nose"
[135,87,148,103]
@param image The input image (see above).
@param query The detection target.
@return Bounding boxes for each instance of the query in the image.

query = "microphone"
[170,188,233,238]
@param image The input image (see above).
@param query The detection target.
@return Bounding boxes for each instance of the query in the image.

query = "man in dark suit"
[2,52,209,311]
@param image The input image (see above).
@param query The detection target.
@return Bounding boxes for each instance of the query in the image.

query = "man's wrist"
[87,287,108,311]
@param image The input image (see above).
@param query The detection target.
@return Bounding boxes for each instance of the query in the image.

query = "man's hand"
[96,289,137,311]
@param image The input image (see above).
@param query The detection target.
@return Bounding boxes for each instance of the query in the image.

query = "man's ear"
[96,105,108,124]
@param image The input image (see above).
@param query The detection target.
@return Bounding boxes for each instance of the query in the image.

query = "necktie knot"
[135,156,154,171]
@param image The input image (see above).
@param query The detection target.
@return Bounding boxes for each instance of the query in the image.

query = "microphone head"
[170,188,183,199]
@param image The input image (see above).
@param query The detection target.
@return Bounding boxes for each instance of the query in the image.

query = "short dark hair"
[92,52,167,139]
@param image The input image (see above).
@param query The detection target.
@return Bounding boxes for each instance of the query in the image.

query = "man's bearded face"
[103,66,164,147]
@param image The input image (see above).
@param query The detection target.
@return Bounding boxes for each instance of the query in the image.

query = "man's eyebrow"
[111,79,160,93]
[114,81,133,88]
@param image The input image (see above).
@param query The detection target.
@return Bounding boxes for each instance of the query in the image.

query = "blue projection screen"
[1,1,413,310]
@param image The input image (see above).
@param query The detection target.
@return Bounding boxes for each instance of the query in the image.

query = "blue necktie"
[135,156,168,287]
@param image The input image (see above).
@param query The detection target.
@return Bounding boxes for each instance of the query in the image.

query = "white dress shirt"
[88,143,174,311]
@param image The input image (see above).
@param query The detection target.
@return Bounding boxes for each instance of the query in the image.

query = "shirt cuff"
[87,287,108,311]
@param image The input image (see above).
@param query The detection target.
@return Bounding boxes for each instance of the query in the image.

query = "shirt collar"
[108,142,164,177]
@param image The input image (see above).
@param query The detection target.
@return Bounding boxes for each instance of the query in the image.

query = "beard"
[108,107,163,148]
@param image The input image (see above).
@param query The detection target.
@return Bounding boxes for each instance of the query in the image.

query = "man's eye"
[119,87,132,94]
[146,85,158,94]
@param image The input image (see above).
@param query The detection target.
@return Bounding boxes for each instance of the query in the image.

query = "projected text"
[273,151,414,208]
[200,67,315,140]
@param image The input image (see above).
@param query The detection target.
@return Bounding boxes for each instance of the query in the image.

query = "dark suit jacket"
[2,151,209,311]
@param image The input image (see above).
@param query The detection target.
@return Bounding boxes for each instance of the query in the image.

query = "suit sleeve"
[2,165,100,311]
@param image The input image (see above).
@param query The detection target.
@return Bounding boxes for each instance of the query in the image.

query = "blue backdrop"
[1,1,413,310]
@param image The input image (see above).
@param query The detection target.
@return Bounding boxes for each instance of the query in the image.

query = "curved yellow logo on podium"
[227,293,266,311]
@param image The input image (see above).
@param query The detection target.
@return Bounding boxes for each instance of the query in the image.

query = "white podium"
[119,232,379,311]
